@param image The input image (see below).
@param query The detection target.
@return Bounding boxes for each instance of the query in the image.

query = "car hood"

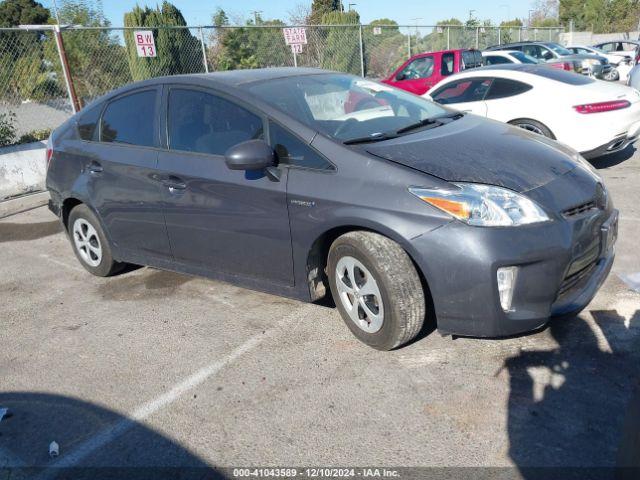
[364,114,578,193]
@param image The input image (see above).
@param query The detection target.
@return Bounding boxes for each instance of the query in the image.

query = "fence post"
[199,27,209,73]
[475,27,479,49]
[498,27,501,45]
[518,27,522,42]
[569,20,574,45]
[447,27,450,50]
[358,24,365,77]
[407,30,411,57]
[53,25,80,113]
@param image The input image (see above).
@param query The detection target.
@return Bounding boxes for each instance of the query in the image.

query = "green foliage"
[364,19,404,77]
[321,10,361,74]
[17,127,51,144]
[123,1,203,81]
[213,15,290,71]
[560,0,640,33]
[0,0,50,27]
[310,0,341,24]
[0,111,17,147]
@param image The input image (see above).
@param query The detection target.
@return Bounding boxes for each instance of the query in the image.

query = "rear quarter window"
[485,78,532,100]
[77,103,102,141]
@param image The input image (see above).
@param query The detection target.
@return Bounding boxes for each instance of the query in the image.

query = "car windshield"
[548,43,572,55]
[247,73,454,142]
[511,51,539,64]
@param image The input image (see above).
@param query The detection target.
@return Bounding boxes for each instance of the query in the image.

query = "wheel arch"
[305,224,435,318]
[507,117,556,140]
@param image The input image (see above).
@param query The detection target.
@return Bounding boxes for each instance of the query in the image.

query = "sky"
[40,0,539,27]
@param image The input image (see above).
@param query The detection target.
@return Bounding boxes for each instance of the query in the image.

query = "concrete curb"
[0,191,50,219]
[0,140,47,200]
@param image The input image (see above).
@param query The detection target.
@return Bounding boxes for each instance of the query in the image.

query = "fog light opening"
[497,266,518,312]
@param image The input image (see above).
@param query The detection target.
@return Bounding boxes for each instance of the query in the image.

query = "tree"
[44,1,130,104]
[123,1,203,81]
[559,0,640,33]
[0,0,50,26]
[321,9,360,74]
[309,0,341,24]
[499,19,524,44]
[363,19,404,77]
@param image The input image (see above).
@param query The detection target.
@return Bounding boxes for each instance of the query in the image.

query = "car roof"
[482,50,518,55]
[595,40,640,45]
[486,41,555,49]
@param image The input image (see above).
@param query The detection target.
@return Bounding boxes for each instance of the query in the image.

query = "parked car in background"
[628,63,640,90]
[426,64,640,158]
[482,50,540,65]
[381,49,483,95]
[567,45,633,81]
[486,41,614,79]
[593,40,640,64]
[46,68,618,350]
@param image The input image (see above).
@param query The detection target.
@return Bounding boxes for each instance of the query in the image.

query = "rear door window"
[100,90,157,147]
[522,44,540,59]
[461,50,482,69]
[167,88,263,155]
[485,79,532,100]
[441,52,455,76]
[431,78,492,104]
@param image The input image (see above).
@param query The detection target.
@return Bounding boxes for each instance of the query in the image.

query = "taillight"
[549,62,572,71]
[574,100,631,114]
[46,138,53,167]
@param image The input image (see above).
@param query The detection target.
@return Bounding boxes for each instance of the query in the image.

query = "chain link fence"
[0,24,564,139]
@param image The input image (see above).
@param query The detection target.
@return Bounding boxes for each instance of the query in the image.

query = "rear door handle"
[88,161,103,174]
[162,175,187,193]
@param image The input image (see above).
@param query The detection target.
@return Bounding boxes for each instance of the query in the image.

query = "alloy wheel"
[72,218,102,267]
[335,256,384,333]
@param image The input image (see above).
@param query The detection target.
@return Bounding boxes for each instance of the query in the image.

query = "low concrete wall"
[0,140,47,200]
[559,31,640,46]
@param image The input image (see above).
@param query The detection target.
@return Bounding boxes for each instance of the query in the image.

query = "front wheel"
[68,204,124,277]
[327,231,426,350]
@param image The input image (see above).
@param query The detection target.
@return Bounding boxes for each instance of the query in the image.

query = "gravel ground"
[0,146,639,479]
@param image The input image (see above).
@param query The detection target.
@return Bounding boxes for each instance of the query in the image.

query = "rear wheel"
[68,204,124,277]
[327,231,426,350]
[509,118,554,139]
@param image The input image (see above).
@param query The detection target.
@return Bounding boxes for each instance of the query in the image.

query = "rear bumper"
[410,207,617,338]
[581,121,640,159]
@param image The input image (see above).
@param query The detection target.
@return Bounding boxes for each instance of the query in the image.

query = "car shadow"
[505,309,640,478]
[590,144,636,169]
[0,220,63,243]
[0,392,227,479]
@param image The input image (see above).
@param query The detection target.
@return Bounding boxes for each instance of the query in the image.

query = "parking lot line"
[38,253,84,273]
[35,303,313,476]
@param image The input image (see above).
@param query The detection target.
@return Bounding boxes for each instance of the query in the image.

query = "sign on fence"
[134,30,156,57]
[373,26,382,35]
[291,43,303,54]
[283,27,307,45]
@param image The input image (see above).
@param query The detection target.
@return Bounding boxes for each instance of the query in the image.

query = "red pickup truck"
[381,48,484,95]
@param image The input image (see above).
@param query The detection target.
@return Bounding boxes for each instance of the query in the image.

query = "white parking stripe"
[38,254,84,273]
[35,303,312,477]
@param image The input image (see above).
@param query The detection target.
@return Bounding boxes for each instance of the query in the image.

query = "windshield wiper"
[395,117,444,135]
[343,132,399,145]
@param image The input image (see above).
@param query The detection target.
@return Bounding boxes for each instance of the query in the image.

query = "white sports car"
[425,64,640,158]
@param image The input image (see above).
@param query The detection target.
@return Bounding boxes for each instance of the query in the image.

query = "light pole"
[469,10,476,22]
[528,9,535,27]
[51,0,61,24]
[250,10,263,25]
[348,3,356,11]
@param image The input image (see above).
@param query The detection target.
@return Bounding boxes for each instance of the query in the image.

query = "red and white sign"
[283,27,307,46]
[291,43,304,54]
[134,30,156,57]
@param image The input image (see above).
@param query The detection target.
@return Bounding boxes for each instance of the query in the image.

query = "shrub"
[0,111,17,147]
[17,128,51,144]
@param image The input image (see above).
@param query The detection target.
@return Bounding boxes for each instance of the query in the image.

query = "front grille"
[559,260,598,294]
[563,200,596,217]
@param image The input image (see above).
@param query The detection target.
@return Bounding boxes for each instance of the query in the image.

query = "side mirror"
[395,72,406,81]
[225,139,275,171]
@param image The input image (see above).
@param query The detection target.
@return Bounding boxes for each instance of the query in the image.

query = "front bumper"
[409,204,617,338]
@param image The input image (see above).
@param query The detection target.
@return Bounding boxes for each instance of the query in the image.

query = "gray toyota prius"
[46,68,618,350]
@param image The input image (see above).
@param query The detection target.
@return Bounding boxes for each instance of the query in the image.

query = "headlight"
[582,58,600,67]
[409,183,550,227]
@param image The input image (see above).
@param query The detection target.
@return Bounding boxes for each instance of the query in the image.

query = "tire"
[67,204,124,277]
[509,119,554,139]
[327,231,426,350]
[604,68,620,81]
